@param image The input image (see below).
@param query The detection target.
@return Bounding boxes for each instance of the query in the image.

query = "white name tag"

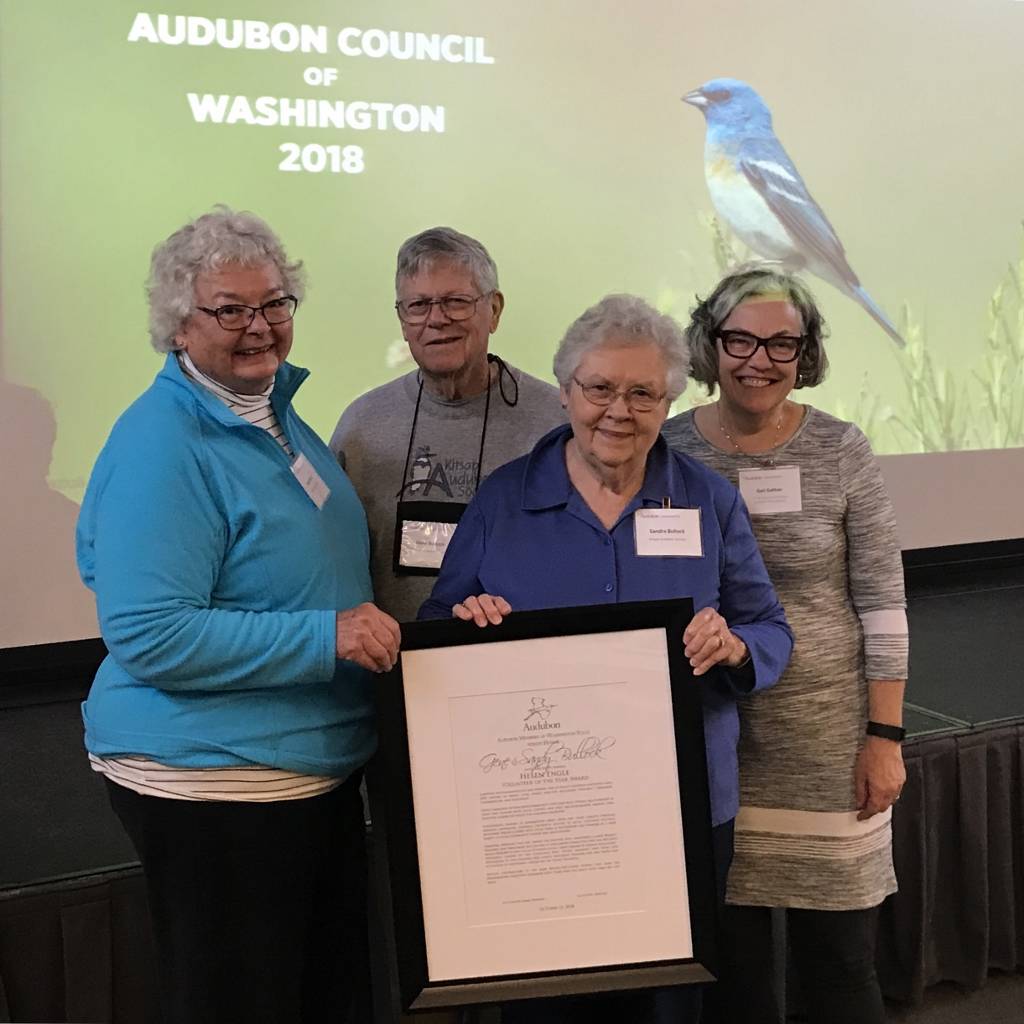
[399,520,457,569]
[290,453,331,509]
[634,508,703,557]
[738,466,802,515]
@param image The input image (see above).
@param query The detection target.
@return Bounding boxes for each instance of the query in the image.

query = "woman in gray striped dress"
[662,268,908,1024]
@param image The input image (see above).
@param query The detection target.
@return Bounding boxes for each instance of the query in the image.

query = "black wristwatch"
[866,721,906,742]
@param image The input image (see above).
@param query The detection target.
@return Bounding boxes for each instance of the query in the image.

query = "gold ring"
[717,635,724,650]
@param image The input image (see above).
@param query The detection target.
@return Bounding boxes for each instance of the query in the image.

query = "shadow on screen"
[0,378,98,647]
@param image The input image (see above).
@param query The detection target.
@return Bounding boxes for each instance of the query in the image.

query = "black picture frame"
[370,597,717,1012]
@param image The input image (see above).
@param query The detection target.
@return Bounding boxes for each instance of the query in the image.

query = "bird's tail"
[850,285,905,348]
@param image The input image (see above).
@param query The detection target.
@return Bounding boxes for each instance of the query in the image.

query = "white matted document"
[369,599,718,1011]
[405,629,690,979]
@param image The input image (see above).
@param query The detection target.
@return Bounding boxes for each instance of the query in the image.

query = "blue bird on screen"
[684,77,904,347]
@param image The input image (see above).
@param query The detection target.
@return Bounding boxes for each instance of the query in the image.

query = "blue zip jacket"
[77,354,375,777]
[420,425,793,824]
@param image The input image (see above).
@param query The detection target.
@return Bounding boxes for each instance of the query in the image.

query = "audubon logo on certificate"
[523,695,560,731]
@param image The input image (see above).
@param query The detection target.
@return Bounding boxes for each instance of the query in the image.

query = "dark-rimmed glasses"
[197,296,298,331]
[572,378,666,412]
[716,329,804,364]
[395,292,493,325]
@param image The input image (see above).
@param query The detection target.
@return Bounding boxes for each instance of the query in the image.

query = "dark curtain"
[2,725,1021,1021]
[0,869,158,1024]
[878,722,1024,1004]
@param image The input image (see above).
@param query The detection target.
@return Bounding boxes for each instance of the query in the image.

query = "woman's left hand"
[855,738,906,820]
[684,607,748,676]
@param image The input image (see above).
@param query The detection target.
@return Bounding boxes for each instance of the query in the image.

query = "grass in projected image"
[665,218,1024,455]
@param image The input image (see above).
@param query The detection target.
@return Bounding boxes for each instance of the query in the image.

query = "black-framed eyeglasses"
[572,377,666,412]
[197,295,298,331]
[395,292,493,325]
[716,329,804,364]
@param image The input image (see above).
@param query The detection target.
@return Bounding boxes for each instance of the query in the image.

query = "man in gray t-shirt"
[330,227,565,622]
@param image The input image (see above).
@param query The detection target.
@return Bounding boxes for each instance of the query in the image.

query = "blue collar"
[521,424,692,512]
[157,352,309,428]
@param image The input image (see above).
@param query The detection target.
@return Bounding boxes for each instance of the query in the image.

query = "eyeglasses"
[716,329,804,364]
[197,296,298,331]
[395,292,493,325]
[572,378,666,412]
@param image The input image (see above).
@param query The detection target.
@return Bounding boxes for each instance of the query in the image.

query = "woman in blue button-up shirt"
[420,293,792,1024]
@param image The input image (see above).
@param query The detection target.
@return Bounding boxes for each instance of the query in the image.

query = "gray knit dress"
[662,406,908,910]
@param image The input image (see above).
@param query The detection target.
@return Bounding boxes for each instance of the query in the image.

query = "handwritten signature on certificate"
[478,735,617,774]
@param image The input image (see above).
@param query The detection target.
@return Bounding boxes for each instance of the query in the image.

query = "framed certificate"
[370,598,717,1010]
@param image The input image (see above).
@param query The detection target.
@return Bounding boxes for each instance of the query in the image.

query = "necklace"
[716,403,785,467]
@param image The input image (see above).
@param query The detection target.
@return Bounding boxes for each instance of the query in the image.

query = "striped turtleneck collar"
[176,350,275,410]
[175,351,293,455]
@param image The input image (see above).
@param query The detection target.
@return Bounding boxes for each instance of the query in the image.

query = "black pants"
[501,820,735,1024]
[718,904,884,1024]
[106,775,371,1024]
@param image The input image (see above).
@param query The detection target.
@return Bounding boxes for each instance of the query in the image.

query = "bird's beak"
[683,89,707,108]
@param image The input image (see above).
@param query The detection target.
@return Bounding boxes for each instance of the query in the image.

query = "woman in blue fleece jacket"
[76,207,399,1024]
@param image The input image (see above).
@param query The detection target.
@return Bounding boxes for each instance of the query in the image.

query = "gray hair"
[553,294,690,402]
[146,205,306,352]
[687,267,829,393]
[395,226,499,294]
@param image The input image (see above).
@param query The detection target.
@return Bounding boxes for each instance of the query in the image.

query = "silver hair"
[552,294,691,402]
[146,205,306,353]
[687,266,829,393]
[395,226,499,294]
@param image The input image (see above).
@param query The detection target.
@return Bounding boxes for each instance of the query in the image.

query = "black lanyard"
[396,354,518,500]
[392,356,520,576]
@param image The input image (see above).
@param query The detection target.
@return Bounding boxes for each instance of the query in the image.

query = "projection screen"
[2,1,1022,648]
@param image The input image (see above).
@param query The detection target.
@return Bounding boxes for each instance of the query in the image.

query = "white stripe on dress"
[859,608,909,636]
[859,607,909,676]
[737,805,892,837]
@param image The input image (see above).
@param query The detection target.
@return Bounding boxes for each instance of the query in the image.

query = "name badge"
[393,500,466,576]
[290,453,331,509]
[634,508,703,557]
[399,519,458,570]
[738,466,802,515]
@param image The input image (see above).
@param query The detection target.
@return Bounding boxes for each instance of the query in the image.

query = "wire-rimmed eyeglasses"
[571,378,666,412]
[395,292,493,325]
